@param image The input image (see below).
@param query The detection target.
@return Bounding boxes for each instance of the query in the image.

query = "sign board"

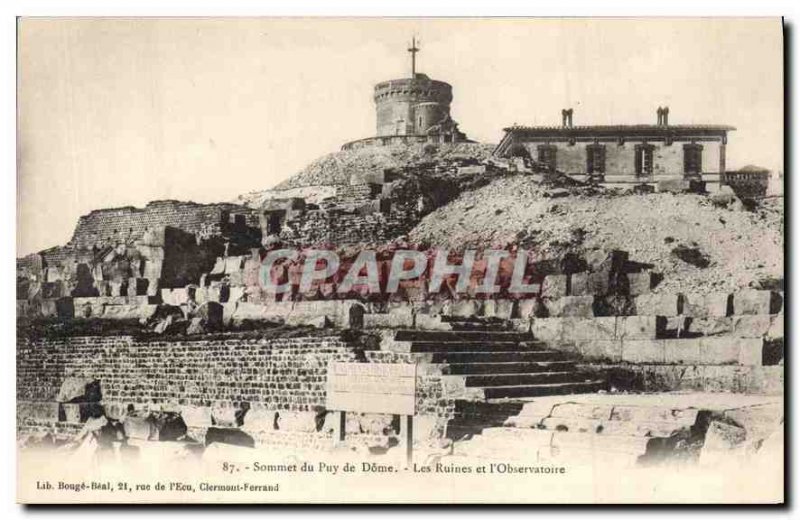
[326,362,416,415]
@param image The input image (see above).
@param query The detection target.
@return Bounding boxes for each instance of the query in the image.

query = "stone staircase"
[387,322,607,401]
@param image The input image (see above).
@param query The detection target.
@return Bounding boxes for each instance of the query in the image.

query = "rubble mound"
[409,176,783,293]
[271,142,495,190]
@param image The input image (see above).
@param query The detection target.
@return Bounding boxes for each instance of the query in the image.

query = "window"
[634,144,655,176]
[537,144,557,171]
[586,144,606,174]
[683,144,703,175]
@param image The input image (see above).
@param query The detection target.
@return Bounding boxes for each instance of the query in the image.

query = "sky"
[17,17,783,256]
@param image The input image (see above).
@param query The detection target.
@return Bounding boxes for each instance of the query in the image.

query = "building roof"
[502,124,735,135]
[738,164,770,173]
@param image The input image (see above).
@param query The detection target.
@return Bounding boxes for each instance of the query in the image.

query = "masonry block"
[617,316,657,340]
[211,406,239,428]
[479,300,497,318]
[57,377,101,403]
[734,290,782,315]
[228,286,246,303]
[561,317,617,341]
[663,338,702,364]
[576,339,623,362]
[656,316,691,338]
[541,275,567,299]
[738,339,765,366]
[40,299,57,317]
[556,296,595,318]
[685,316,733,337]
[414,314,451,331]
[627,272,653,296]
[493,300,517,320]
[530,318,563,342]
[767,315,784,339]
[698,421,747,467]
[243,406,278,433]
[450,300,481,318]
[109,281,124,297]
[699,337,741,365]
[634,293,679,316]
[181,405,213,428]
[60,403,88,424]
[276,411,319,433]
[621,340,665,364]
[533,298,555,318]
[682,292,732,318]
[516,298,545,319]
[587,272,611,295]
[700,337,763,365]
[123,416,154,440]
[732,315,772,338]
[364,312,414,329]
[102,402,130,421]
[569,272,589,296]
[17,401,60,423]
[92,280,109,297]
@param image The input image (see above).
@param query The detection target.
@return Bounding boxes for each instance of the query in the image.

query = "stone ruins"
[17,40,783,470]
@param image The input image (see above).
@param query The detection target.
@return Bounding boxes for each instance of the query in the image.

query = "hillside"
[272,142,495,190]
[409,176,783,294]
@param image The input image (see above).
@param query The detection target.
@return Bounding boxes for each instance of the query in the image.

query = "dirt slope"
[409,176,783,293]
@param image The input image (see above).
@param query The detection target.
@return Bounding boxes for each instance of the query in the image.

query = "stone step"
[453,400,526,417]
[409,341,544,353]
[444,360,577,375]
[429,350,569,363]
[446,401,529,441]
[480,380,606,399]
[464,371,593,387]
[395,329,532,342]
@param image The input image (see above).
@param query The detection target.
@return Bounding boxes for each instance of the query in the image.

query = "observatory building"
[343,38,468,150]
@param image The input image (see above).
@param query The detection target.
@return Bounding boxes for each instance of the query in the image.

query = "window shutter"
[635,146,643,175]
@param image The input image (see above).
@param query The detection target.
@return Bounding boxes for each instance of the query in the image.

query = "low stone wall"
[16,333,454,447]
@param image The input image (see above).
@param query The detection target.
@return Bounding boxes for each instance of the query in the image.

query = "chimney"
[657,107,663,126]
[663,106,669,126]
[562,108,574,127]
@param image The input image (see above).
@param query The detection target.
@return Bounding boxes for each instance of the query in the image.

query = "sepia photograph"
[14,16,785,504]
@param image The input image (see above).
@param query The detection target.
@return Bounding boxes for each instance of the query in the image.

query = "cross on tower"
[407,36,420,77]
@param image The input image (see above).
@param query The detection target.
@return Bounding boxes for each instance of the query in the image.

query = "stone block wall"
[17,335,356,411]
[280,208,417,247]
[17,333,453,446]
[68,201,259,250]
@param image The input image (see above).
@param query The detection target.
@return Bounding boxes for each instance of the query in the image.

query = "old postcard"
[16,17,784,504]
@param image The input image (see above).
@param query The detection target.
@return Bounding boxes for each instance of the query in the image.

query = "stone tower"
[372,38,458,138]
